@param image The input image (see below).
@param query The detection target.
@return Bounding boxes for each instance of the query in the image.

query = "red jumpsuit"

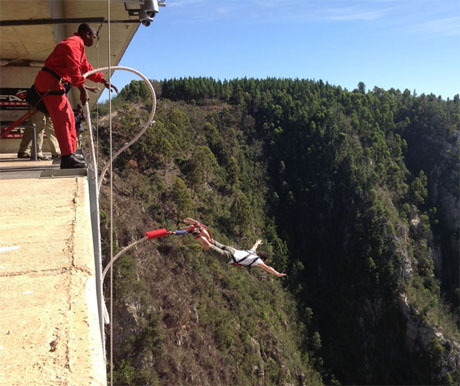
[34,34,104,156]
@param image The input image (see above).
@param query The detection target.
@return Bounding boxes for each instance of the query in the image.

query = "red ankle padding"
[145,228,169,240]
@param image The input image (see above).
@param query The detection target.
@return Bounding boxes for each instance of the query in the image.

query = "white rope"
[82,66,157,192]
[102,236,148,280]
[95,27,101,166]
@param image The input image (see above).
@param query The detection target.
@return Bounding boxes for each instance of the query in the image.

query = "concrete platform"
[0,175,106,385]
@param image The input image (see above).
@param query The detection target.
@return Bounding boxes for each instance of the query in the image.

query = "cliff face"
[399,293,460,384]
[98,80,459,385]
[424,132,459,302]
[398,210,460,384]
[398,116,460,384]
[399,96,460,304]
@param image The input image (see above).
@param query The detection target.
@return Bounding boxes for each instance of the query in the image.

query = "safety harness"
[231,251,260,267]
[26,67,71,114]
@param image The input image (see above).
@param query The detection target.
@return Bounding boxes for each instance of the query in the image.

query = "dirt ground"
[0,176,106,385]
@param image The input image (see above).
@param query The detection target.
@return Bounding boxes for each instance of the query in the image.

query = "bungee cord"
[101,228,188,281]
[82,66,157,192]
[82,64,156,386]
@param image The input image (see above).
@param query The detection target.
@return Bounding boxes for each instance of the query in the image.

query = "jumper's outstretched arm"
[258,261,287,277]
[251,239,262,251]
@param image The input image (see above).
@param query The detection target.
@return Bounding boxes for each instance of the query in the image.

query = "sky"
[104,0,460,100]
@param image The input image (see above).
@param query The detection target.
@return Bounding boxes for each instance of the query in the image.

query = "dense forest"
[95,77,460,385]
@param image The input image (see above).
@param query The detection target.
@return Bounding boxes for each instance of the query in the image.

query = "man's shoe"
[51,154,61,160]
[36,154,51,160]
[60,153,87,169]
[17,152,31,159]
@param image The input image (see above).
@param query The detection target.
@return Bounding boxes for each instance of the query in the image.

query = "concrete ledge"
[0,154,87,179]
[40,168,88,178]
[0,177,106,385]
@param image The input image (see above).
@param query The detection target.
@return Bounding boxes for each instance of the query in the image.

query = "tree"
[229,191,252,235]
[410,170,428,205]
[227,155,240,189]
[171,177,194,221]
[186,145,218,193]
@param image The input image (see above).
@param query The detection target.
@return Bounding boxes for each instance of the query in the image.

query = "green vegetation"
[97,78,460,385]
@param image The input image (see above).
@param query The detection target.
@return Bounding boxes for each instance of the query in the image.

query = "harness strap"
[40,67,70,95]
[41,90,66,96]
[232,251,259,267]
[41,67,62,81]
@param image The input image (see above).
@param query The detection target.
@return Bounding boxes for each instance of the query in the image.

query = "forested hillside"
[96,77,460,385]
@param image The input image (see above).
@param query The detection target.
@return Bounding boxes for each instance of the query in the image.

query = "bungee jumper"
[102,218,286,280]
[182,218,287,278]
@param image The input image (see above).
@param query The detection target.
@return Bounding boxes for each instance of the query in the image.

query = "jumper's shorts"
[208,240,235,264]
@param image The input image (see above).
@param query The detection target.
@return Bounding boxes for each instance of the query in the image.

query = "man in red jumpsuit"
[35,23,118,169]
